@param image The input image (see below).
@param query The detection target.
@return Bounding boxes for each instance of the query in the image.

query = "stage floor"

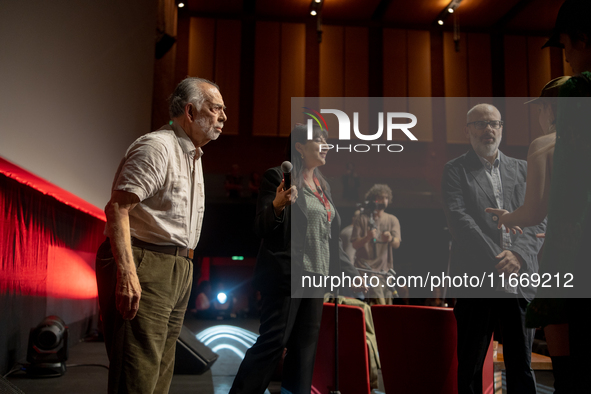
[5,316,554,394]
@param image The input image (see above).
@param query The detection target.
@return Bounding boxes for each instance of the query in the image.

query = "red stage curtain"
[1,156,105,299]
[1,156,108,373]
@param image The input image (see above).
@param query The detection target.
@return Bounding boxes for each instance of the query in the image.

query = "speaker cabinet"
[174,325,219,374]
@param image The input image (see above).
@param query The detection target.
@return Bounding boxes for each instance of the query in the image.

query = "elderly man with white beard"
[96,77,227,394]
[441,104,545,394]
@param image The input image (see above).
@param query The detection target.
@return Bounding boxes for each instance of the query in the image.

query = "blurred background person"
[342,161,360,201]
[225,163,244,198]
[351,184,401,305]
[192,280,212,317]
[248,171,262,199]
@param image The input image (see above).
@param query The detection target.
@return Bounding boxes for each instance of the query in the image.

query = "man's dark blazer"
[252,166,359,295]
[441,149,546,300]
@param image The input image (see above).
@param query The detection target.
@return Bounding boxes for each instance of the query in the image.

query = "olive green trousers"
[96,240,193,394]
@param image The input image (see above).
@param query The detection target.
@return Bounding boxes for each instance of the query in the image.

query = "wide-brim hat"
[524,76,571,105]
[543,0,591,49]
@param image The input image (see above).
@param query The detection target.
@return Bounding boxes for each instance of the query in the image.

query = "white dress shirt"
[110,121,205,249]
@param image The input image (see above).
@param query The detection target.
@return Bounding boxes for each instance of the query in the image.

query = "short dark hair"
[365,184,393,202]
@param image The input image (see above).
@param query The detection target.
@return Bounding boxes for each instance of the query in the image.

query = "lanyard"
[306,176,332,223]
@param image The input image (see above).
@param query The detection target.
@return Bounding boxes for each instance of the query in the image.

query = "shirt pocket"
[170,174,189,218]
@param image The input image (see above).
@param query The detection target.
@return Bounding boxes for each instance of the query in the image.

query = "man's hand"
[381,231,393,243]
[105,190,141,320]
[495,250,524,275]
[273,181,297,216]
[116,269,142,320]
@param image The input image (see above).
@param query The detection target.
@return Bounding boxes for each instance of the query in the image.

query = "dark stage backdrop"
[0,158,106,374]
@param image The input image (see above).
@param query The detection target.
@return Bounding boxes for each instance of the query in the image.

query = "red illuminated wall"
[0,157,106,374]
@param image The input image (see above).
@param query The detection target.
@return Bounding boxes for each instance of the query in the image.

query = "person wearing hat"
[485,76,573,392]
[486,76,569,230]
[491,0,591,392]
[540,1,591,392]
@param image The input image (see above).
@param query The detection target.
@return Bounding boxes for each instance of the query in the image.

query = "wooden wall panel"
[527,37,551,97]
[408,30,432,97]
[344,27,369,97]
[444,32,468,97]
[467,33,492,97]
[406,30,432,142]
[504,35,530,146]
[214,19,241,135]
[188,18,215,81]
[253,21,281,136]
[279,23,306,137]
[319,25,344,139]
[383,29,407,97]
[344,27,369,136]
[444,32,468,144]
[320,25,344,98]
[504,36,528,97]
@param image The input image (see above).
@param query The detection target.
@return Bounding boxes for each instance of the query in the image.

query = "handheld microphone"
[281,161,292,191]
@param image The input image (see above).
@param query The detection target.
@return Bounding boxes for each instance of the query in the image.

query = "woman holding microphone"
[230,124,362,394]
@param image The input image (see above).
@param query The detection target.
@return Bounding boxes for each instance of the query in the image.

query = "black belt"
[131,237,194,259]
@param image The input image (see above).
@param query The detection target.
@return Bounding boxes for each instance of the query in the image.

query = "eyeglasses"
[466,120,504,130]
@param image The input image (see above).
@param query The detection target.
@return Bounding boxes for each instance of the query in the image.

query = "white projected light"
[196,325,258,361]
[217,292,228,304]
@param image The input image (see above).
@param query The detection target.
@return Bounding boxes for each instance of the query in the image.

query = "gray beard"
[206,128,221,140]
[474,143,498,158]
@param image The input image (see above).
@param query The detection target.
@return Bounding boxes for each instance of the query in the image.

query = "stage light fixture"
[26,315,69,378]
[309,0,324,42]
[217,292,228,304]
[435,0,462,26]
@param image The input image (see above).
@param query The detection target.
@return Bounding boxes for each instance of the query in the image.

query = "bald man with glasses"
[441,104,545,394]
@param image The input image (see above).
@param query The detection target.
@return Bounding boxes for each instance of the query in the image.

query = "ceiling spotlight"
[178,2,184,7]
[311,10,317,16]
[315,0,322,3]
[435,0,462,26]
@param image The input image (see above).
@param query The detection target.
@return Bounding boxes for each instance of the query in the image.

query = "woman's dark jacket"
[252,166,359,295]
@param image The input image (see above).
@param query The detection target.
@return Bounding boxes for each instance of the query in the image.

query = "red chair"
[312,303,371,394]
[483,337,495,394]
[372,305,458,394]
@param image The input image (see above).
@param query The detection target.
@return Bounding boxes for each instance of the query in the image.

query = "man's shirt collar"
[171,121,204,159]
[476,150,501,170]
